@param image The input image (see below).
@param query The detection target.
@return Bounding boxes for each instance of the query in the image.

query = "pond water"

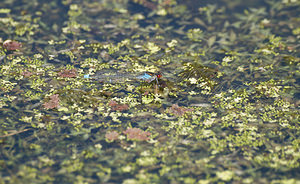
[0,0,299,183]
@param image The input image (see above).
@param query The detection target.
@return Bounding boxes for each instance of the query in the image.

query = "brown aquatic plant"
[57,69,77,78]
[22,71,33,77]
[43,94,60,109]
[167,104,193,116]
[3,40,22,51]
[133,0,157,10]
[109,100,129,111]
[123,128,151,141]
[105,131,120,141]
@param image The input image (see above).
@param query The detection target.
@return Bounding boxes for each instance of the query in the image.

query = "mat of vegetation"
[0,0,299,183]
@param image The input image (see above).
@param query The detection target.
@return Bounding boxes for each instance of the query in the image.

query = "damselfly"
[84,71,162,84]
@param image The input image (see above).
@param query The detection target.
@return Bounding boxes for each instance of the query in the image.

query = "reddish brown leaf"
[123,128,151,141]
[109,100,129,111]
[108,100,118,107]
[57,69,77,78]
[3,40,22,51]
[167,104,193,116]
[22,71,33,77]
[136,0,157,10]
[43,94,60,109]
[105,131,119,141]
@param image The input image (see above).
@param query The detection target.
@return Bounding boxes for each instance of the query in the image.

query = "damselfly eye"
[156,72,162,79]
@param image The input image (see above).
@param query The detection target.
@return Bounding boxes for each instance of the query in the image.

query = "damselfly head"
[156,72,162,79]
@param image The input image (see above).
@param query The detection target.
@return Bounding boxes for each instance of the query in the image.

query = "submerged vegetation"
[0,0,299,183]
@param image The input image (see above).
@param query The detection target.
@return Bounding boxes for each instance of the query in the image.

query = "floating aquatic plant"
[167,104,193,117]
[178,62,220,95]
[123,128,151,141]
[2,40,22,51]
[43,94,60,109]
[108,100,129,111]
[57,68,77,78]
[105,131,120,142]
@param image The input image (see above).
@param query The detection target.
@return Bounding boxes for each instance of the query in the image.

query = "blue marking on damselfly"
[136,72,156,82]
[84,74,90,79]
